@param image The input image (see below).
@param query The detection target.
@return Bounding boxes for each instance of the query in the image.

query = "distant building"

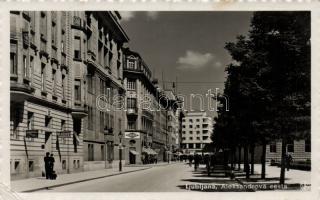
[266,139,311,162]
[181,112,213,154]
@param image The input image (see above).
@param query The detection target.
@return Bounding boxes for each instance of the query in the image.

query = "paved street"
[37,162,240,192]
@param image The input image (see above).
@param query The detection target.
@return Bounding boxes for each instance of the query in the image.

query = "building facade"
[82,11,129,170]
[10,11,129,179]
[10,11,88,179]
[181,112,213,154]
[266,139,311,163]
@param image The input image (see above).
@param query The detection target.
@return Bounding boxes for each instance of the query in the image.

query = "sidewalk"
[12,166,150,192]
[234,164,311,191]
[11,161,176,192]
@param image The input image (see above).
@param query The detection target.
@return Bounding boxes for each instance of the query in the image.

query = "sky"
[119,11,253,116]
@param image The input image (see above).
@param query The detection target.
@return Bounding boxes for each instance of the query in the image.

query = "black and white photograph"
[8,10,311,194]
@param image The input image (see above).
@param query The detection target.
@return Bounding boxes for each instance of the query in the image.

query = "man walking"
[44,152,50,179]
[49,153,55,179]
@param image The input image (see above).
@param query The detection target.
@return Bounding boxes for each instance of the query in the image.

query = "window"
[196,125,200,128]
[40,12,47,39]
[88,144,94,161]
[182,137,185,140]
[196,131,200,134]
[27,112,34,130]
[196,119,200,122]
[74,80,81,102]
[287,139,294,153]
[101,145,105,161]
[182,131,185,134]
[189,131,192,134]
[189,137,193,140]
[127,79,136,90]
[168,115,172,121]
[196,143,201,148]
[103,46,108,68]
[188,143,194,149]
[128,60,135,69]
[74,36,81,60]
[305,139,311,152]
[127,98,137,109]
[203,136,208,140]
[203,130,208,134]
[51,21,57,46]
[189,119,193,122]
[62,74,66,99]
[182,119,185,122]
[128,121,136,130]
[189,125,192,128]
[28,161,34,172]
[10,42,17,75]
[61,30,66,54]
[14,161,20,173]
[29,56,34,81]
[52,69,56,93]
[270,142,277,153]
[62,160,66,169]
[196,137,200,140]
[41,63,46,91]
[60,120,66,131]
[182,125,185,128]
[23,55,28,78]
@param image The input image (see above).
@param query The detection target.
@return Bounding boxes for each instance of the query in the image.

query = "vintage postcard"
[0,1,319,200]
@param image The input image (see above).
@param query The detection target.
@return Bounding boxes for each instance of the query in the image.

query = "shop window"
[287,139,294,153]
[270,142,277,153]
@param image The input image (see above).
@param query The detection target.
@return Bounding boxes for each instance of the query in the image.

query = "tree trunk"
[244,145,250,179]
[238,146,241,170]
[261,141,266,179]
[280,137,287,185]
[250,144,255,175]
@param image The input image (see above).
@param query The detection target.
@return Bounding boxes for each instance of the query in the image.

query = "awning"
[148,148,158,155]
[142,147,158,155]
[130,150,139,155]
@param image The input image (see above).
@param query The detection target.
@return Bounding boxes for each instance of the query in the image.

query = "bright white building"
[181,112,213,154]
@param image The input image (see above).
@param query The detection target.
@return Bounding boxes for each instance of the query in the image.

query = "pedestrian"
[188,155,193,167]
[194,154,199,171]
[44,152,50,179]
[204,154,210,176]
[49,153,57,179]
[286,154,293,171]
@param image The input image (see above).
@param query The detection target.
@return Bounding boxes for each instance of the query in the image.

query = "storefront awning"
[130,150,139,155]
[148,148,158,155]
[142,147,158,155]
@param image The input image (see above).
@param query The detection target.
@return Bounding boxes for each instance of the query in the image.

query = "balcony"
[72,104,88,119]
[10,82,34,103]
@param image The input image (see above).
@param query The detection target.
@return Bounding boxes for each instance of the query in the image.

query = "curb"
[21,167,151,193]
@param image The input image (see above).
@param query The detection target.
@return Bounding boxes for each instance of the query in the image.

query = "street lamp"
[118,131,123,172]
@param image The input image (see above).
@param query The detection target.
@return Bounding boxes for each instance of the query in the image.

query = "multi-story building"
[181,112,213,154]
[123,48,159,164]
[10,11,88,179]
[82,11,129,170]
[10,11,129,179]
[122,49,181,164]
